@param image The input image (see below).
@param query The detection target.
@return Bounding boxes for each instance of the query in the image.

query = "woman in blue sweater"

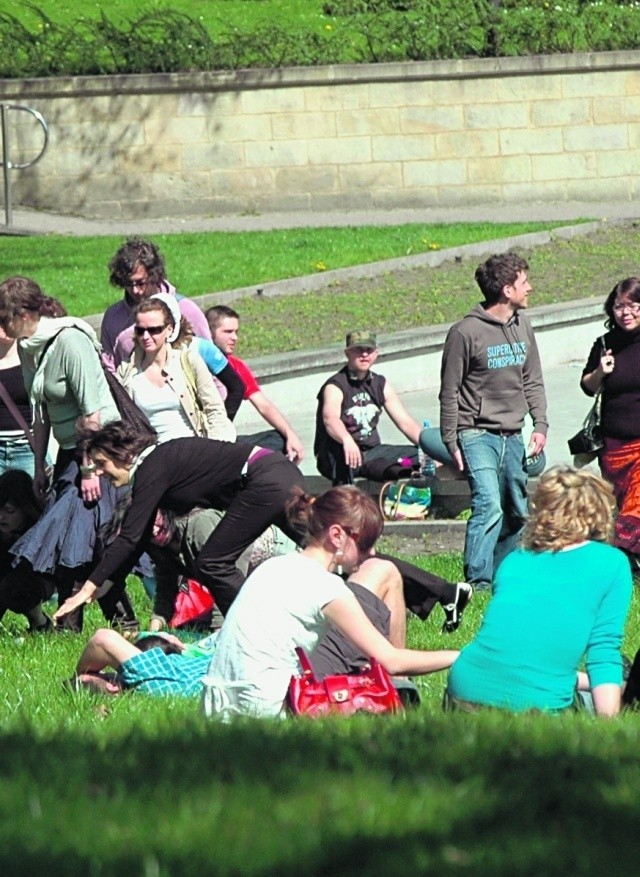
[447,465,632,716]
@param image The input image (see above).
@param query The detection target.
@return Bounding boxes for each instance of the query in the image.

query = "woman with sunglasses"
[0,276,138,632]
[117,293,235,444]
[581,277,640,565]
[202,485,458,720]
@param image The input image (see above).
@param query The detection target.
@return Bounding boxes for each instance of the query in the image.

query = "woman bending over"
[53,421,306,620]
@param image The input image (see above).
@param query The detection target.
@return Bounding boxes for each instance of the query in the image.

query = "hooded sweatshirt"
[439,303,548,457]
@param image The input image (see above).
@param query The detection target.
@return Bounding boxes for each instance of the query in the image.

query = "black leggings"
[194,453,305,616]
[376,552,458,621]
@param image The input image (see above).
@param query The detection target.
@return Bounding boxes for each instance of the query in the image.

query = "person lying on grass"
[69,531,441,701]
[202,485,459,720]
[69,630,210,697]
[445,465,632,716]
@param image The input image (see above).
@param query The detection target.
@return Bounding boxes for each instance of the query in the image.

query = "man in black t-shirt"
[314,330,423,485]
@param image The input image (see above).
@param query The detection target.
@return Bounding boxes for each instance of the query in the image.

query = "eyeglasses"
[134,324,167,337]
[613,303,640,315]
[126,278,151,291]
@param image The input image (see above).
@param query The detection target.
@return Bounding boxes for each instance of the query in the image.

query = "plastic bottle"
[418,419,436,477]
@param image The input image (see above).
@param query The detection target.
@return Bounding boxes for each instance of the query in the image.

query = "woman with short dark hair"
[581,277,640,563]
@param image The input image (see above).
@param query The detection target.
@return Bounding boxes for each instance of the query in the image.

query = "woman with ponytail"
[202,484,458,720]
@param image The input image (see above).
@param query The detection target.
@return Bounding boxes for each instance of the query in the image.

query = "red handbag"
[170,578,215,629]
[287,647,404,717]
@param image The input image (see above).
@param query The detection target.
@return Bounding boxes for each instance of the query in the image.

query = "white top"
[202,553,349,720]
[129,372,193,443]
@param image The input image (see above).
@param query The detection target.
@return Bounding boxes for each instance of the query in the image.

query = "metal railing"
[0,104,49,228]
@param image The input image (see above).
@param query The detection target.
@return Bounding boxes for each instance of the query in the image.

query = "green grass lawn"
[0,217,621,358]
[5,0,330,38]
[0,221,569,321]
[0,557,639,875]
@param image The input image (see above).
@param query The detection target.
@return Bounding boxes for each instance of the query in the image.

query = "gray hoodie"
[439,303,548,456]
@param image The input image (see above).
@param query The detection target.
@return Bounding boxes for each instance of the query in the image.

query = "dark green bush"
[1,1,640,78]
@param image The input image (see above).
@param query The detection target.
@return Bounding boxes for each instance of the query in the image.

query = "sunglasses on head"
[134,324,167,337]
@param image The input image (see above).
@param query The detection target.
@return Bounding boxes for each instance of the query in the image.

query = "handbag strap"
[0,378,35,453]
[294,647,317,680]
[379,480,406,520]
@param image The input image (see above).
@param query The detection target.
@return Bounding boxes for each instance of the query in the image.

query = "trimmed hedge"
[1,1,640,78]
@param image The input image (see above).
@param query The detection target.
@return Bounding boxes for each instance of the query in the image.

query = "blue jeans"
[0,437,35,477]
[419,425,547,477]
[458,429,528,589]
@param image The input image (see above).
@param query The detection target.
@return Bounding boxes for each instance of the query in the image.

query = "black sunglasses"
[134,324,167,337]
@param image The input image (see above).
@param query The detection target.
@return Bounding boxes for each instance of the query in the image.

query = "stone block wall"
[1,51,639,218]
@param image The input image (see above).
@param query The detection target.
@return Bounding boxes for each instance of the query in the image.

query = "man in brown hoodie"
[439,251,548,591]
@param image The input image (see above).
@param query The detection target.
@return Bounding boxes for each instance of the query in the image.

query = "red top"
[228,355,260,400]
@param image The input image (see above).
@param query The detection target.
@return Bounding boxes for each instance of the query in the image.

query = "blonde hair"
[522,465,615,552]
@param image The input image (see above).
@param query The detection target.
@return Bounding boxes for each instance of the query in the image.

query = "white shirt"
[202,553,349,720]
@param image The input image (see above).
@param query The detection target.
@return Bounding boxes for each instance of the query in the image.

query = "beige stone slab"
[252,192,313,212]
[433,78,498,105]
[373,188,438,209]
[308,137,371,165]
[177,92,241,117]
[593,96,640,124]
[464,103,528,130]
[403,159,467,187]
[117,145,181,175]
[596,150,640,178]
[210,168,275,196]
[565,177,635,201]
[436,130,499,159]
[339,162,402,191]
[562,71,630,98]
[143,116,208,145]
[628,124,640,148]
[500,128,564,156]
[624,71,640,96]
[530,98,592,127]
[563,124,629,152]
[437,184,502,208]
[209,114,272,143]
[305,86,372,112]
[148,172,212,200]
[275,166,338,194]
[368,81,434,108]
[336,108,399,137]
[240,88,306,115]
[272,112,337,140]
[531,153,596,182]
[399,105,465,134]
[372,135,435,162]
[467,155,532,184]
[496,76,562,102]
[501,180,569,204]
[313,191,374,210]
[245,140,309,168]
[184,142,246,171]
